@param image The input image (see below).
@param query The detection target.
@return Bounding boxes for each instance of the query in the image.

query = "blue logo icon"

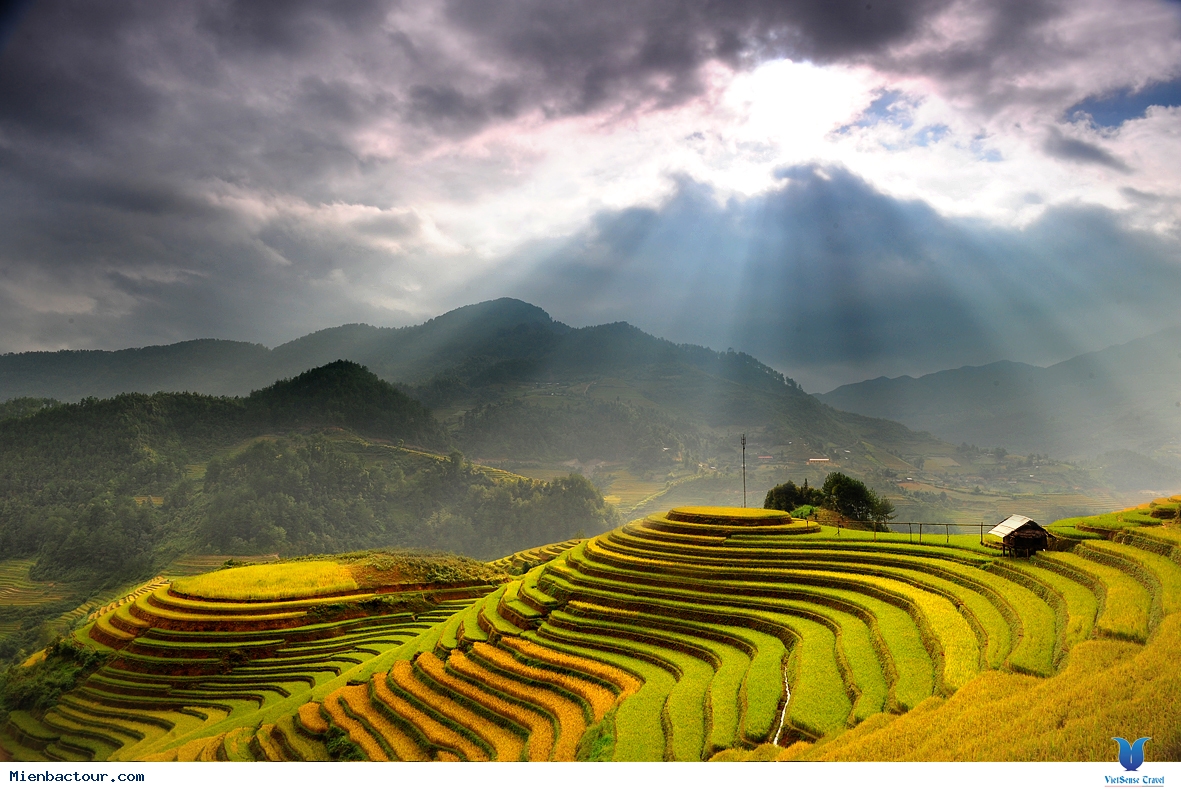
[1112,737,1151,771]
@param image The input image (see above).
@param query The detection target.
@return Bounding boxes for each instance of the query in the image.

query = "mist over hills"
[0,299,564,401]
[0,299,935,467]
[818,325,1181,489]
[0,297,1144,532]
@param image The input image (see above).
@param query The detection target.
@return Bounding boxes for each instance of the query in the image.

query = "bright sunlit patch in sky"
[724,60,876,147]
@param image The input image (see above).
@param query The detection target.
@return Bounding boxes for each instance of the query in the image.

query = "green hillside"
[4,498,1177,761]
[0,361,615,660]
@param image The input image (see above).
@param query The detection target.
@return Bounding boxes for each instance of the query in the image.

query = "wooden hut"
[989,514,1049,557]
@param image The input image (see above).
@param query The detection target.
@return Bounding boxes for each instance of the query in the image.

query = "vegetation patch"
[2,640,102,717]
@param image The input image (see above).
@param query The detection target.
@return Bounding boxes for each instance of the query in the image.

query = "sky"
[1,0,1180,391]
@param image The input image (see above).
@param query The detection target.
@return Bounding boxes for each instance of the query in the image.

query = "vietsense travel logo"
[1105,736,1165,788]
[1114,738,1152,772]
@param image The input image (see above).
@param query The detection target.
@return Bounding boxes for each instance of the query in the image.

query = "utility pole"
[741,433,747,508]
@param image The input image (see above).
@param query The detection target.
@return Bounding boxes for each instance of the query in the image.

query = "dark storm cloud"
[0,0,968,154]
[871,0,1115,113]
[0,0,34,53]
[196,0,389,57]
[1043,128,1131,172]
[438,0,955,115]
[502,167,1181,390]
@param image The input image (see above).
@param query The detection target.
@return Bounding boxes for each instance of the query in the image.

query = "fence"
[888,522,992,545]
[820,519,993,545]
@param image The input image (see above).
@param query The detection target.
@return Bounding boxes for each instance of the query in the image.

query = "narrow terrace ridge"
[665,507,793,526]
[645,507,817,538]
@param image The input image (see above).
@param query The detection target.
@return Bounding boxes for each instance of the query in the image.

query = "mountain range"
[818,325,1181,487]
[0,297,1161,521]
[0,299,937,469]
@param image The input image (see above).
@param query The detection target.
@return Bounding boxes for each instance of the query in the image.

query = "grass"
[447,650,585,760]
[0,559,72,606]
[772,617,846,740]
[701,640,752,754]
[1085,541,1181,615]
[544,605,712,760]
[489,538,582,574]
[499,636,641,699]
[473,641,619,722]
[370,670,489,760]
[1048,510,1163,534]
[550,540,941,713]
[666,506,790,522]
[327,686,394,760]
[602,517,1067,677]
[497,578,543,626]
[476,586,522,639]
[1017,562,1099,650]
[415,650,554,761]
[832,612,889,723]
[2,555,485,761]
[599,470,672,510]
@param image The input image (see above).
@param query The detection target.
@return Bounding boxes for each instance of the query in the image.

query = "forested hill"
[0,360,613,594]
[0,361,444,507]
[247,359,440,442]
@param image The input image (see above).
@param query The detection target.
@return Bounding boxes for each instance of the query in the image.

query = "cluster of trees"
[0,398,59,422]
[765,472,895,527]
[763,478,823,512]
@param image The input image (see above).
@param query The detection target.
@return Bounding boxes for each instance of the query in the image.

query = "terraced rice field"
[487,539,583,574]
[0,560,73,607]
[308,504,1181,761]
[1,562,497,761]
[6,500,1180,761]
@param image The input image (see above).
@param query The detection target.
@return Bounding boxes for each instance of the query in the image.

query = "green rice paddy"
[5,500,1179,761]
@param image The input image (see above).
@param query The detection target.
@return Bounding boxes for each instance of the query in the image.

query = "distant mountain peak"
[420,298,557,330]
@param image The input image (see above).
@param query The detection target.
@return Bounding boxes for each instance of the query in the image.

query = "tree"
[763,478,821,511]
[821,472,894,527]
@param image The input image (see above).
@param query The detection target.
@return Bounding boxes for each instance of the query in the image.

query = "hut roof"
[989,514,1042,538]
